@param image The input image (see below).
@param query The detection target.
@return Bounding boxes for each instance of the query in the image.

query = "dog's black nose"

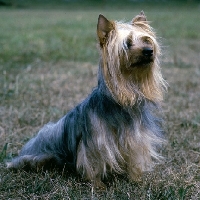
[142,47,153,57]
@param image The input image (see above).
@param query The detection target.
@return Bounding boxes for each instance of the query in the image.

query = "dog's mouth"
[130,56,154,68]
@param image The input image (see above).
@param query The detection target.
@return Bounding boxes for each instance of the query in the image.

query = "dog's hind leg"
[7,154,57,171]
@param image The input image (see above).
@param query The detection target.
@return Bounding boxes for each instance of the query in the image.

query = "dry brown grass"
[0,7,200,200]
[0,53,199,199]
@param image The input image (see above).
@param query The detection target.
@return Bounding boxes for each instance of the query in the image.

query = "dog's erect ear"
[97,14,114,46]
[132,11,147,23]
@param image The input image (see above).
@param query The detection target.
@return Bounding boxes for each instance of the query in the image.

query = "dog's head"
[97,12,159,69]
[97,13,166,106]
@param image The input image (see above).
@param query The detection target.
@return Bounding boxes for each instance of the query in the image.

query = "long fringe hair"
[99,19,166,106]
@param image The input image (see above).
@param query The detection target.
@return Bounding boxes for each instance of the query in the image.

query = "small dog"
[7,12,166,188]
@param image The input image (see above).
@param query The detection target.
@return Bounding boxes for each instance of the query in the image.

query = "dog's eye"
[127,41,132,49]
[124,38,133,49]
[143,37,152,45]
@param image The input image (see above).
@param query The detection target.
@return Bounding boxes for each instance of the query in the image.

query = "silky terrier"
[8,12,167,188]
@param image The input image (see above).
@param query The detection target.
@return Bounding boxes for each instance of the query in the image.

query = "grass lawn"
[0,2,200,199]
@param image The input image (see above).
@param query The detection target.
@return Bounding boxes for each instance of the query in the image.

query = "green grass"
[0,3,200,199]
[0,6,199,68]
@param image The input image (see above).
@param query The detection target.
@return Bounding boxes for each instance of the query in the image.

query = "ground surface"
[0,2,200,199]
